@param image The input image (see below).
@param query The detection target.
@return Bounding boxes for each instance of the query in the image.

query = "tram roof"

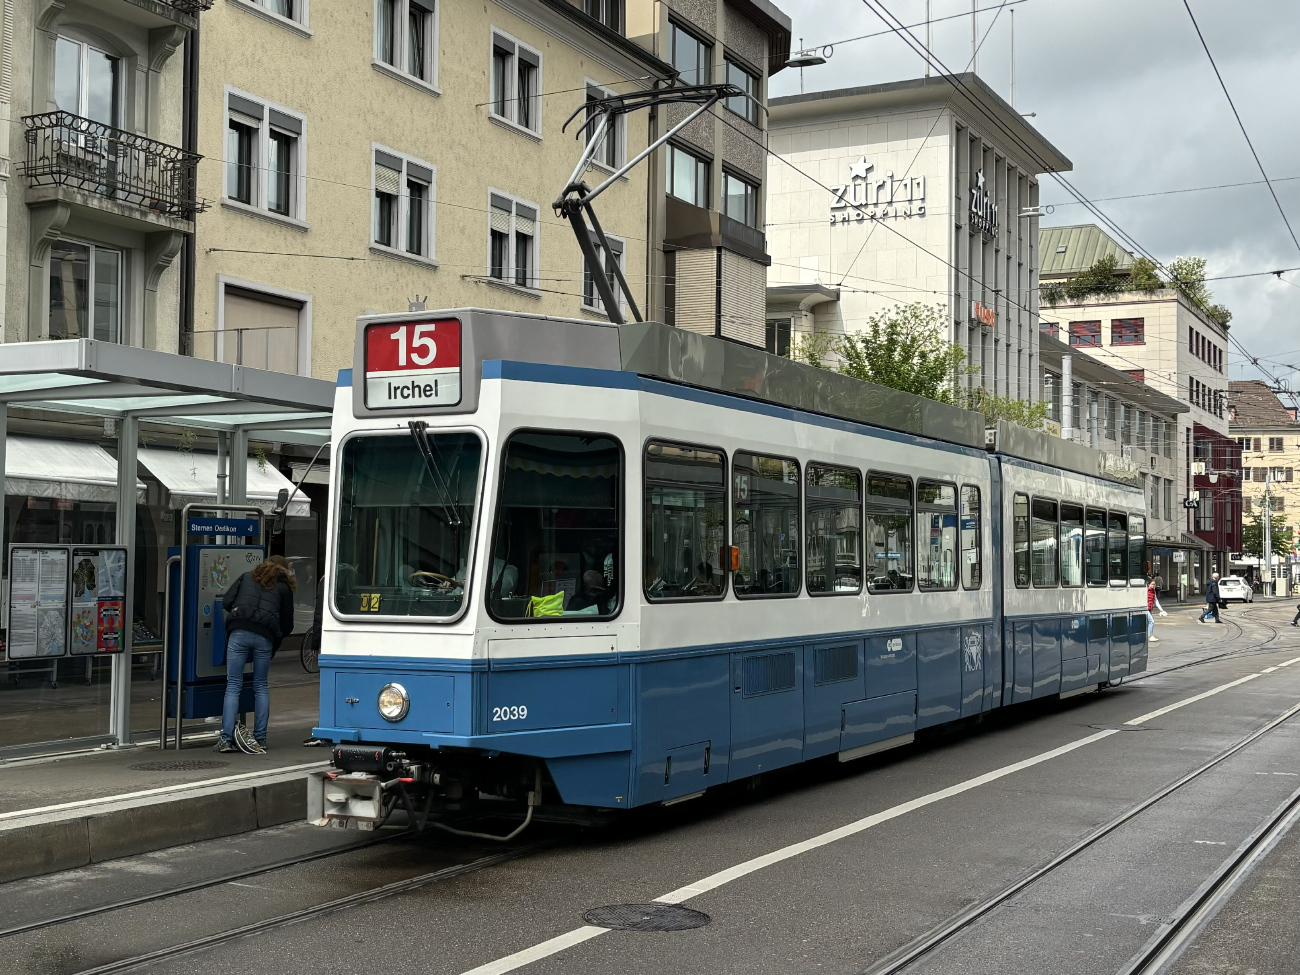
[351,310,1140,487]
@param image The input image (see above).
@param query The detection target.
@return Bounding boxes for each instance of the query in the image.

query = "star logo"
[975,169,986,190]
[849,155,872,180]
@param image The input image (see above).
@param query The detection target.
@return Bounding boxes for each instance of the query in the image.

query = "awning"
[137,447,311,516]
[4,436,146,504]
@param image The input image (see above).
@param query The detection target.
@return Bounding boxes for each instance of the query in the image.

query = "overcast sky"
[768,0,1300,395]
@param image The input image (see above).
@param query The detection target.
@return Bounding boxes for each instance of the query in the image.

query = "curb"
[0,763,326,884]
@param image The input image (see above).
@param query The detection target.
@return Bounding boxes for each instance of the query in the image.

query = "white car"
[1217,576,1254,604]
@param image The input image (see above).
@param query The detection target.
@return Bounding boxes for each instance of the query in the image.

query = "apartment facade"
[1230,380,1300,588]
[765,74,1068,403]
[5,0,204,351]
[1039,224,1240,573]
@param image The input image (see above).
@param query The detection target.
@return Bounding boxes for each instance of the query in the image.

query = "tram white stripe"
[455,729,1117,975]
[1124,674,1262,727]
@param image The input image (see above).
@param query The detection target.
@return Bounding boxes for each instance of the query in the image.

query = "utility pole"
[925,0,931,78]
[1264,469,1273,595]
[971,0,978,74]
[1009,9,1015,108]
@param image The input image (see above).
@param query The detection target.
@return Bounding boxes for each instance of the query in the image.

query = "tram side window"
[866,473,913,593]
[1060,504,1084,588]
[1108,511,1128,585]
[1128,514,1146,585]
[1085,508,1107,587]
[487,431,622,620]
[644,442,726,601]
[1031,498,1059,587]
[960,485,982,590]
[806,464,862,594]
[732,452,800,597]
[917,480,958,591]
[1012,493,1030,588]
[334,431,482,618]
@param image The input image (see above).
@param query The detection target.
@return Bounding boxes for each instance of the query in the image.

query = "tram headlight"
[377,683,410,722]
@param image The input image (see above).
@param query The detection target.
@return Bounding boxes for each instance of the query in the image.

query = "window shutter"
[490,200,511,233]
[514,203,536,237]
[1255,468,1267,482]
[1288,468,1295,482]
[1254,438,1262,452]
[374,163,401,195]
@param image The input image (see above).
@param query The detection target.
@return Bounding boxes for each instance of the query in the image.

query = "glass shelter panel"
[488,432,622,620]
[643,443,726,600]
[732,453,800,597]
[805,464,861,594]
[335,432,482,618]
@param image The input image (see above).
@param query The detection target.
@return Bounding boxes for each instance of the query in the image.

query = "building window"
[584,84,623,168]
[54,36,119,127]
[765,318,791,358]
[372,147,435,260]
[217,283,304,375]
[1269,437,1284,452]
[48,239,122,343]
[1043,371,1061,422]
[1270,466,1287,481]
[1237,437,1253,451]
[1104,396,1117,440]
[666,143,709,207]
[243,0,308,25]
[722,171,758,228]
[487,191,537,289]
[1040,321,1059,341]
[583,234,624,315]
[724,59,759,124]
[489,31,541,133]
[582,0,621,32]
[376,0,437,86]
[669,21,711,86]
[224,92,305,221]
[1068,320,1100,346]
[1164,478,1173,521]
[1111,317,1145,345]
[1123,369,1145,383]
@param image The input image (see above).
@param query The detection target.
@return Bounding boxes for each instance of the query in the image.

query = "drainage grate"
[128,760,230,772]
[582,904,710,932]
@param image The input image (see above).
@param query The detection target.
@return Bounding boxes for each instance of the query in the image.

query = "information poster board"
[70,547,128,655]
[6,545,71,659]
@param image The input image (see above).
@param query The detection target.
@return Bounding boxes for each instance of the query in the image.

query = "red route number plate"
[364,319,462,409]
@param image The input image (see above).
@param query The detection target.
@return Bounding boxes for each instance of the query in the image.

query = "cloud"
[771,0,1300,392]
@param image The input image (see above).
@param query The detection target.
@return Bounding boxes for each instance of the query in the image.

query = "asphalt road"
[6,601,1300,975]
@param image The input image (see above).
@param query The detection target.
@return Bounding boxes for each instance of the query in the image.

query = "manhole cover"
[128,760,230,772]
[582,904,710,932]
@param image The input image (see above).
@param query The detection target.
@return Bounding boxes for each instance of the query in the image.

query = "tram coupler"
[308,745,433,829]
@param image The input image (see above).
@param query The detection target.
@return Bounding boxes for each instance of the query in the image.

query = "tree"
[968,390,1051,429]
[1065,254,1123,302]
[1128,256,1164,293]
[1241,511,1294,560]
[835,303,966,404]
[1168,256,1211,308]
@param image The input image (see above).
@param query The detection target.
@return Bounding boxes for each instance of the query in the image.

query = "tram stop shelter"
[0,339,334,757]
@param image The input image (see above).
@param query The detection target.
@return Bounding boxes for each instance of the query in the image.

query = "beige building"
[5,0,201,350]
[1230,380,1300,584]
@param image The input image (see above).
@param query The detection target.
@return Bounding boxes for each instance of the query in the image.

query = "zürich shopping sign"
[829,155,998,237]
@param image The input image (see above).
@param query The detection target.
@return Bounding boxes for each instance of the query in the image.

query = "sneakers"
[1149,636,1160,643]
[256,739,269,751]
[234,723,266,755]
[214,738,238,753]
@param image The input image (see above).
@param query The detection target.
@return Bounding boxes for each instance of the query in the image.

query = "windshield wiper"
[408,421,461,526]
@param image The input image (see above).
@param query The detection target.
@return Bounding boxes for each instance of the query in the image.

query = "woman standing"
[1147,577,1167,643]
[216,555,295,754]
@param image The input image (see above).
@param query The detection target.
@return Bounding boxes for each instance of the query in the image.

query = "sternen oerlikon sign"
[829,156,927,224]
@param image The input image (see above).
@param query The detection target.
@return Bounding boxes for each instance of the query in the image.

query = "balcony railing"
[192,326,300,376]
[164,0,215,11]
[22,112,209,221]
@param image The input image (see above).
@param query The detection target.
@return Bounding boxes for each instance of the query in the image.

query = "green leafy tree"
[968,389,1051,430]
[1065,254,1123,302]
[1128,256,1164,292]
[1040,281,1066,308]
[1168,255,1211,307]
[835,303,966,404]
[1241,511,1294,560]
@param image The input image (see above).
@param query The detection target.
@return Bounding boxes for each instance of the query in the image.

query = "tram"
[308,309,1148,828]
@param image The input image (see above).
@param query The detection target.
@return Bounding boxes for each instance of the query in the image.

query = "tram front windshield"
[334,431,482,618]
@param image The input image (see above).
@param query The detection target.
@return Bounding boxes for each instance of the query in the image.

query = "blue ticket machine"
[163,510,265,728]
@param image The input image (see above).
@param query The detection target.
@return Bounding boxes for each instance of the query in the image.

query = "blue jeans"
[222,629,272,742]
[1146,611,1155,638]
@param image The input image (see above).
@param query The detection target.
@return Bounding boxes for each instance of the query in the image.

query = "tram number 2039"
[491,705,528,722]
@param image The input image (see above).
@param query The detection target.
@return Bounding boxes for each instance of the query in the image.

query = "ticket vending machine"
[161,506,266,747]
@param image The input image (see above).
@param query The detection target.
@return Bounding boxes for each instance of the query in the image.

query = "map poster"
[70,547,128,655]
[6,545,71,659]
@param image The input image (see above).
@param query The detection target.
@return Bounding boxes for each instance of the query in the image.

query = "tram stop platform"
[0,651,329,885]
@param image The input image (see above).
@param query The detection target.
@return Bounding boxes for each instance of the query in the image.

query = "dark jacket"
[1206,579,1220,604]
[222,571,295,649]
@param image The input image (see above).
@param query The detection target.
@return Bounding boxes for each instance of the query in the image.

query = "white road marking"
[455,730,1117,975]
[1124,674,1263,726]
[1263,667,1279,673]
[1280,657,1300,668]
[1193,840,1227,845]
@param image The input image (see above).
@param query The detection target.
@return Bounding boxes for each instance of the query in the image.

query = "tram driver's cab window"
[643,442,726,600]
[488,431,622,620]
[334,431,483,618]
[732,452,800,597]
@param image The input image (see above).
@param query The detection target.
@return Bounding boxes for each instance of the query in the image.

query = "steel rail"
[856,698,1300,975]
[69,840,554,975]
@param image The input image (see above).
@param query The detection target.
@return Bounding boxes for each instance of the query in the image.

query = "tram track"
[1125,604,1289,684]
[856,697,1300,975]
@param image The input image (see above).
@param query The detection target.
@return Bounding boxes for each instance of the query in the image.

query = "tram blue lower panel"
[633,655,731,805]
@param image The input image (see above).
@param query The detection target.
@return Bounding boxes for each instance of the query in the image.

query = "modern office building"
[765,73,1069,403]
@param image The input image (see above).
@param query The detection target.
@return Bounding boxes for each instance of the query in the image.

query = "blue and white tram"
[308,310,1148,826]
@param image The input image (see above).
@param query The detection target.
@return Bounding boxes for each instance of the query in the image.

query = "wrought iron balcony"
[164,0,215,11]
[22,112,209,222]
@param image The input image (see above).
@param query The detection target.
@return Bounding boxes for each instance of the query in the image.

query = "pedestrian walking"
[1146,578,1168,642]
[1291,600,1300,627]
[1198,572,1222,624]
[216,555,296,754]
